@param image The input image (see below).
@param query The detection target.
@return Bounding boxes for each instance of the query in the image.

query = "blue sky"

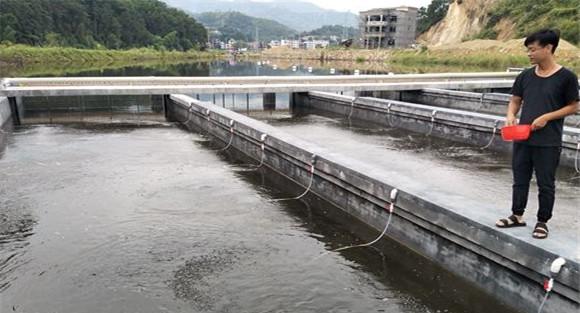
[291,0,433,12]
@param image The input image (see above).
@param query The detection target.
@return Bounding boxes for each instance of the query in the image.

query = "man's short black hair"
[524,29,560,53]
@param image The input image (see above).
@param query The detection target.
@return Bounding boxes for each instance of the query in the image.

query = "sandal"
[533,222,549,239]
[496,215,527,228]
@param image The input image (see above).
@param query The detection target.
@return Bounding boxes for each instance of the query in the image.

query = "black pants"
[511,143,561,223]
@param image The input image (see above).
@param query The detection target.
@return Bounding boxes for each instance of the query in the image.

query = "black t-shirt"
[510,66,579,146]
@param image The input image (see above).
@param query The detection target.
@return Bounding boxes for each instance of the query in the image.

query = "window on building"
[389,16,397,22]
[389,26,396,32]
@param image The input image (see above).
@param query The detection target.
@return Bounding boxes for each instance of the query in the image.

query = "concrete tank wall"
[0,97,11,127]
[383,88,580,127]
[302,91,580,168]
[167,94,579,313]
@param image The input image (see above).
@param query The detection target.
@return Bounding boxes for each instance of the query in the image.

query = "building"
[359,6,418,49]
[302,40,330,50]
[280,40,300,49]
[269,40,281,48]
[221,39,237,50]
[267,39,330,50]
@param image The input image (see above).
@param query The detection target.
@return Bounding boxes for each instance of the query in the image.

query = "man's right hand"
[506,96,522,126]
[505,114,517,126]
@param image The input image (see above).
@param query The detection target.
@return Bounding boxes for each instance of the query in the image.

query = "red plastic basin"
[501,125,531,141]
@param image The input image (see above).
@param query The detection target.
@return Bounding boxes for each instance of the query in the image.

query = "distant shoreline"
[256,45,579,73]
[0,44,225,67]
[2,42,578,77]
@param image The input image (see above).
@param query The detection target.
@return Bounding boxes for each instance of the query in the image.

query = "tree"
[44,32,64,46]
[417,0,450,34]
[161,31,181,50]
[0,13,18,43]
[0,0,208,50]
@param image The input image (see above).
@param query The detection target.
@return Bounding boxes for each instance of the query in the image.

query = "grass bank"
[388,50,530,69]
[0,58,214,78]
[0,44,225,66]
[258,44,580,72]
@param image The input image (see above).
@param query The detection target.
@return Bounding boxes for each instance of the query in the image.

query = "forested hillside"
[478,0,578,44]
[195,11,296,42]
[0,0,207,50]
[301,25,358,39]
[163,0,358,32]
[419,0,579,45]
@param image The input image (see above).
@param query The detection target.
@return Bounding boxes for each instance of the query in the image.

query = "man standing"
[495,29,579,239]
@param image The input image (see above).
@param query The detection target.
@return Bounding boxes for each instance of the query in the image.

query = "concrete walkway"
[264,113,580,263]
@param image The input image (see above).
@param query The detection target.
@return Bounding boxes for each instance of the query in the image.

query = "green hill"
[478,0,578,44]
[164,0,359,32]
[0,0,207,51]
[195,11,297,42]
[301,25,358,39]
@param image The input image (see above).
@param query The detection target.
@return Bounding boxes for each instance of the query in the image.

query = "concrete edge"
[0,80,516,97]
[168,94,579,313]
[0,97,12,127]
[307,91,580,166]
[409,88,580,124]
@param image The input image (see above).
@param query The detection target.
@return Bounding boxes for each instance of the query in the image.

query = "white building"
[280,40,300,49]
[360,6,418,49]
[303,40,330,50]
